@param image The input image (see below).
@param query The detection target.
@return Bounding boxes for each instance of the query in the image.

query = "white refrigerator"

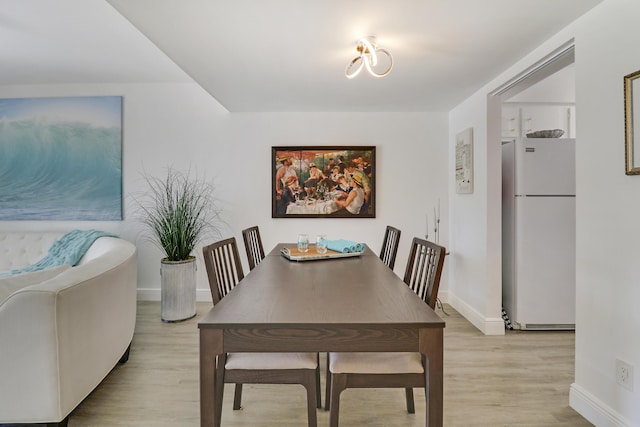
[502,138,576,330]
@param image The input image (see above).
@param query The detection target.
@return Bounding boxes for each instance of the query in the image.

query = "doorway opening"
[489,40,576,331]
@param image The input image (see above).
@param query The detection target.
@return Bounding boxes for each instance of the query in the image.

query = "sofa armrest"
[0,290,64,422]
[0,239,137,424]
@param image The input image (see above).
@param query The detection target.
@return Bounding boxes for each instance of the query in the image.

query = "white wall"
[447,94,504,335]
[448,0,640,424]
[508,64,576,103]
[0,83,449,302]
[570,1,640,425]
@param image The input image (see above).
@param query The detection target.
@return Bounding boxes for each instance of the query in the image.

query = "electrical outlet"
[616,359,634,391]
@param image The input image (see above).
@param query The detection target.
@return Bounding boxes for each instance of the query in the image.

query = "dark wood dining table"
[198,243,445,426]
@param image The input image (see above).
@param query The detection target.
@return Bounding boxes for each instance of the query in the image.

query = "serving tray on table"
[280,247,363,262]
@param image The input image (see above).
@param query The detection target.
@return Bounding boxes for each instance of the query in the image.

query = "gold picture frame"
[624,69,640,175]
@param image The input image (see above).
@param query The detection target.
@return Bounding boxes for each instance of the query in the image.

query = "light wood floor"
[67,302,592,426]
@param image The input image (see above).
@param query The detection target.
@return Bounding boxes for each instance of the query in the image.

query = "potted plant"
[135,167,221,322]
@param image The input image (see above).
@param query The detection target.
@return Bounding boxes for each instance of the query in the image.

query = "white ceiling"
[2,0,602,112]
[0,0,191,86]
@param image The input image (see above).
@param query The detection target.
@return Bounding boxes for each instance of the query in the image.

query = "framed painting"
[455,127,474,194]
[272,146,375,218]
[0,96,123,220]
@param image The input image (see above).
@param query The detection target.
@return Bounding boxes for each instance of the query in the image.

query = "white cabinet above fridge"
[502,103,576,139]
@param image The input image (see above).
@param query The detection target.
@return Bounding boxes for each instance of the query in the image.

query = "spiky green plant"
[136,168,220,261]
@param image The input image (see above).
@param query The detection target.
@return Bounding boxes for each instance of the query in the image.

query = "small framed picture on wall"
[455,128,474,194]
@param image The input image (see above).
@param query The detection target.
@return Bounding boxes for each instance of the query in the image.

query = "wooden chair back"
[241,225,265,271]
[379,225,401,270]
[326,237,447,424]
[402,237,446,309]
[204,237,321,425]
[202,237,245,304]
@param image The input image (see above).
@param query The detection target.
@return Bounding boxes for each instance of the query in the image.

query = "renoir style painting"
[272,146,375,218]
[0,96,123,220]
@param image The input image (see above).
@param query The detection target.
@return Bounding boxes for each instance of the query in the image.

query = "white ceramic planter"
[160,257,197,322]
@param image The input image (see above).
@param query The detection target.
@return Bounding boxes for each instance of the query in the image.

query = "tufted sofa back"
[0,233,64,271]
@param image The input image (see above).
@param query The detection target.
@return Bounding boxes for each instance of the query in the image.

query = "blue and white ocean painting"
[0,96,123,220]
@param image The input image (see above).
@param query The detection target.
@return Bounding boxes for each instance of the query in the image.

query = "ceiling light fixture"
[345,36,393,79]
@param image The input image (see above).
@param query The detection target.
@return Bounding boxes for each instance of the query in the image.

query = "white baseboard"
[446,291,505,335]
[138,288,502,336]
[570,383,636,427]
[137,288,213,302]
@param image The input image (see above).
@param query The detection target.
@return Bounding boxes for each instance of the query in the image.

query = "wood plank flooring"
[67,302,592,426]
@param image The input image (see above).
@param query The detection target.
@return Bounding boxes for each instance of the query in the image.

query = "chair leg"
[324,353,331,410]
[315,359,322,408]
[405,387,415,414]
[329,373,347,427]
[303,370,319,427]
[233,383,243,410]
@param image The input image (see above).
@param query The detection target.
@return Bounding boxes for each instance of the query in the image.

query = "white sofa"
[0,232,137,426]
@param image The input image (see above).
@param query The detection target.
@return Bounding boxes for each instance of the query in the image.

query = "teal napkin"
[326,239,365,253]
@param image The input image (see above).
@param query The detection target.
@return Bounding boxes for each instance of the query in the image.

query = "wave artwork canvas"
[0,96,123,220]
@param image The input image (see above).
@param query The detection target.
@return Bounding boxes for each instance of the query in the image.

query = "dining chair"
[241,225,265,271]
[202,237,321,426]
[325,237,446,427]
[379,225,401,270]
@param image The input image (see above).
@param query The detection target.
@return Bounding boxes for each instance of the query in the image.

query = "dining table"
[198,243,445,427]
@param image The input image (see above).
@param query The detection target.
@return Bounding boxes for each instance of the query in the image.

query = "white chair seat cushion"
[225,352,317,370]
[329,352,424,374]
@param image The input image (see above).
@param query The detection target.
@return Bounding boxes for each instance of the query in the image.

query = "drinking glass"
[316,235,328,254]
[297,234,309,253]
